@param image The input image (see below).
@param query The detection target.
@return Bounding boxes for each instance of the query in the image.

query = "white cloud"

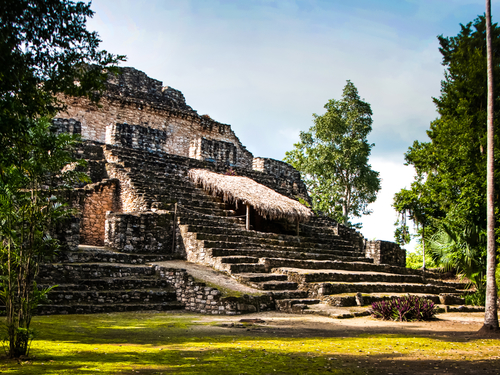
[359,156,417,248]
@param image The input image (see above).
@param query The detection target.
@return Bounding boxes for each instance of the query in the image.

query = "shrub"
[370,295,436,322]
[464,289,486,306]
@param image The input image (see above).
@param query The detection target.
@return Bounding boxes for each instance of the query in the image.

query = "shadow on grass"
[3,345,500,375]
[0,312,497,374]
[28,312,491,345]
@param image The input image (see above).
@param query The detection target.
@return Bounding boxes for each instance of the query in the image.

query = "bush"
[464,289,486,306]
[406,247,438,269]
[370,295,436,321]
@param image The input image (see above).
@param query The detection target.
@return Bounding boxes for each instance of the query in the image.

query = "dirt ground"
[189,311,500,374]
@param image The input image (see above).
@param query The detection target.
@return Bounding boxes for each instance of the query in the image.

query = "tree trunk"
[484,0,499,330]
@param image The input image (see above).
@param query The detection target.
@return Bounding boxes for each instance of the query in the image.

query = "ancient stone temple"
[38,67,469,316]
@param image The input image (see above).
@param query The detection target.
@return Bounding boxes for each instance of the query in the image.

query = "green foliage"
[0,0,123,358]
[406,247,438,270]
[426,223,486,290]
[371,295,437,322]
[0,0,125,153]
[284,81,381,227]
[393,16,500,288]
[465,290,486,306]
[0,119,88,357]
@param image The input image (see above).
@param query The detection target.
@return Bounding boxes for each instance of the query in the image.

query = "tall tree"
[394,16,500,302]
[484,0,499,330]
[0,0,124,151]
[284,81,381,227]
[0,0,124,357]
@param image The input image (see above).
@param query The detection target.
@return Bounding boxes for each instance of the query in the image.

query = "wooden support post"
[296,220,300,237]
[246,204,250,230]
[171,202,177,253]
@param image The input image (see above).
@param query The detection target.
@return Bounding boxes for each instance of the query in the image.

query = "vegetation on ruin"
[0,0,124,358]
[284,81,381,228]
[1,312,499,374]
[370,295,436,322]
[393,16,500,306]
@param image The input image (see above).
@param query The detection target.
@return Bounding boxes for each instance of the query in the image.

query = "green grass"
[1,312,499,374]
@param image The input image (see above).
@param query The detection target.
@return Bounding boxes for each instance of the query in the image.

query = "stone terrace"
[36,140,472,317]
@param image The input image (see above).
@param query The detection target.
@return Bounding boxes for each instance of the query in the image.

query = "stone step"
[38,263,156,282]
[188,225,350,246]
[39,277,170,291]
[268,290,309,300]
[63,248,174,264]
[301,303,371,319]
[247,281,298,291]
[46,288,177,305]
[178,216,245,227]
[195,232,354,251]
[36,301,184,315]
[265,258,421,276]
[275,268,426,285]
[311,281,460,296]
[275,298,322,313]
[208,249,371,264]
[176,206,237,217]
[218,256,260,264]
[323,292,465,307]
[202,240,357,257]
[218,263,267,274]
[233,273,288,283]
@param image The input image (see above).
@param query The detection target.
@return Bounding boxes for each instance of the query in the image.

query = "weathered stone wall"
[56,179,120,248]
[155,266,274,315]
[51,118,82,135]
[79,180,120,246]
[365,240,406,267]
[189,137,238,166]
[106,123,168,153]
[105,211,183,255]
[252,157,310,203]
[105,163,147,212]
[253,157,300,180]
[51,216,80,252]
[57,67,254,169]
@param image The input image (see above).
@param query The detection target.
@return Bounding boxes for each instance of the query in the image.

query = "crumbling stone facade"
[365,240,406,267]
[80,180,120,246]
[155,266,273,315]
[57,67,254,169]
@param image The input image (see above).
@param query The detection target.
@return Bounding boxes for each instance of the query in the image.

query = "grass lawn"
[0,311,499,374]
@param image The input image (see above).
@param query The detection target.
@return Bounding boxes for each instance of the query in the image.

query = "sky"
[86,0,500,251]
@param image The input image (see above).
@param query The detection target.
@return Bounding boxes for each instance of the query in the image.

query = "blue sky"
[87,0,499,249]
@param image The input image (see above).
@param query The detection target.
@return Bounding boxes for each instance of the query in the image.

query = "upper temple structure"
[37,67,471,316]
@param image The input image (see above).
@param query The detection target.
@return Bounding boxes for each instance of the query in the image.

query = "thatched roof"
[188,169,312,222]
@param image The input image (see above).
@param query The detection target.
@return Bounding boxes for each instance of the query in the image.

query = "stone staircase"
[37,245,183,315]
[101,145,471,316]
[34,143,472,317]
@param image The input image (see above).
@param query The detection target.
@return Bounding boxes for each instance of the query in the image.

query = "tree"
[0,118,88,357]
[393,16,500,309]
[0,0,124,357]
[0,0,124,153]
[484,0,498,330]
[284,81,381,227]
[393,182,437,269]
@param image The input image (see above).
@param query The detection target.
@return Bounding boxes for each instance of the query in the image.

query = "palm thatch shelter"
[188,169,312,232]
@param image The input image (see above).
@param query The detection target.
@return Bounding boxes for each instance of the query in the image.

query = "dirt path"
[153,260,265,295]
